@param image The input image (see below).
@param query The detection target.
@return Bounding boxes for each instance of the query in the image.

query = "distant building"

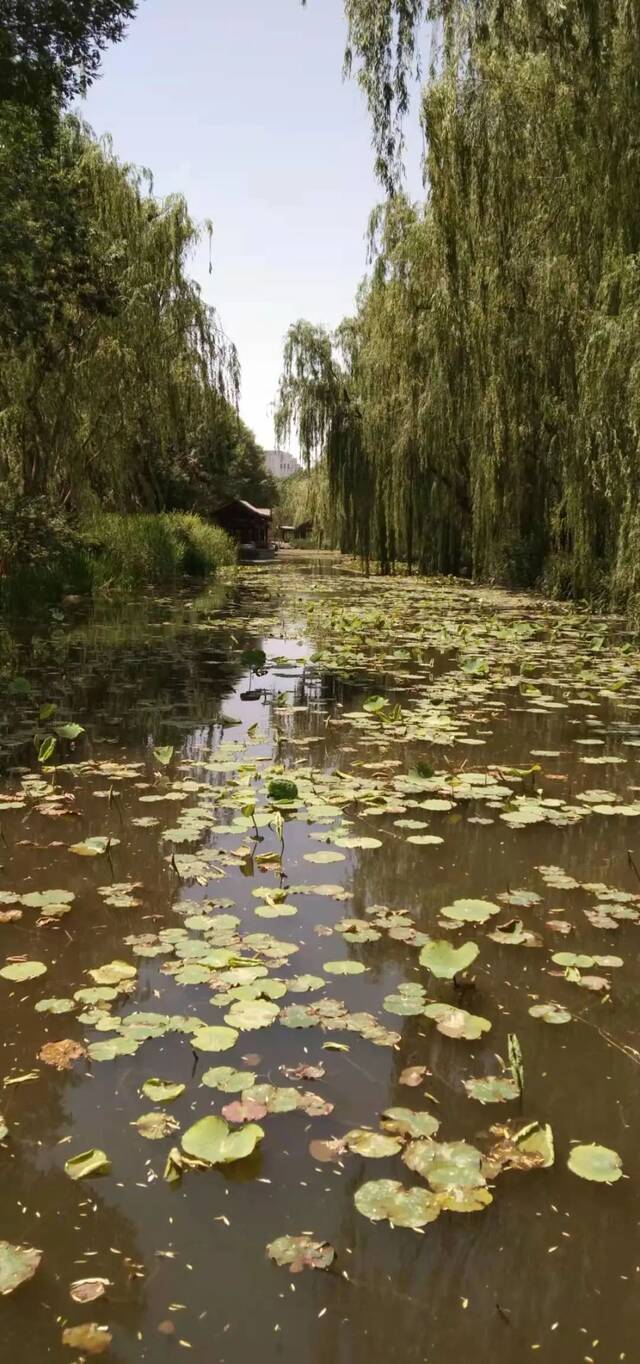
[263,449,300,481]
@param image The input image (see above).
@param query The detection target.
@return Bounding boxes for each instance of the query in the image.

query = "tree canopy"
[279,0,640,613]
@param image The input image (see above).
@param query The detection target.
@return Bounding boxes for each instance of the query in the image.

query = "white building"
[263,449,300,481]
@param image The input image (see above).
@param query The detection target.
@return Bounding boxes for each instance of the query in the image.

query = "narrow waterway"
[0,557,638,1363]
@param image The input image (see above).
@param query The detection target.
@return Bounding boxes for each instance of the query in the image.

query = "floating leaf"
[192,1025,239,1053]
[440,898,500,924]
[403,1139,485,1190]
[0,1242,41,1296]
[419,940,479,980]
[344,1129,403,1158]
[38,1039,85,1070]
[567,1143,623,1183]
[181,1115,263,1165]
[304,850,345,864]
[69,1277,110,1303]
[61,1323,112,1355]
[354,1178,442,1229]
[0,960,47,982]
[141,1079,186,1103]
[223,1000,280,1031]
[201,1067,257,1093]
[132,1111,180,1140]
[64,1149,111,1180]
[267,1235,335,1273]
[423,1004,491,1040]
[381,1108,440,1140]
[69,836,119,857]
[88,960,136,987]
[463,1075,520,1104]
[528,1002,571,1025]
[323,960,367,976]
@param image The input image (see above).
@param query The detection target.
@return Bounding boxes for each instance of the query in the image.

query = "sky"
[81,0,422,452]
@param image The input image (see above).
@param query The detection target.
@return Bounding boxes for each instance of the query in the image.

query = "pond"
[0,557,638,1362]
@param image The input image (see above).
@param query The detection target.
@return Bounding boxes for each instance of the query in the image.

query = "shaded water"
[0,558,638,1362]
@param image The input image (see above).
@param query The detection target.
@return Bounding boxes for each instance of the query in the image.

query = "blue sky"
[82,0,421,451]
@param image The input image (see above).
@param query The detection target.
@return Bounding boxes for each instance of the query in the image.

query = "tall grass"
[86,513,236,589]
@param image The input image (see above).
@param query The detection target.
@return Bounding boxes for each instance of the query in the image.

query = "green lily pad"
[34,997,76,1014]
[0,961,47,982]
[440,898,500,924]
[567,1143,623,1183]
[181,1115,264,1165]
[354,1178,442,1229]
[423,1004,491,1040]
[267,1234,335,1272]
[141,1079,186,1103]
[403,1139,485,1190]
[192,1025,239,1052]
[287,975,325,993]
[344,1129,403,1158]
[528,1002,572,1025]
[64,1148,111,1180]
[419,940,479,980]
[88,961,137,986]
[323,960,368,976]
[304,850,346,864]
[223,1000,280,1031]
[132,1111,180,1140]
[0,1242,41,1296]
[201,1066,257,1092]
[20,890,75,909]
[69,836,120,857]
[463,1074,520,1104]
[381,1108,440,1140]
[87,1037,140,1061]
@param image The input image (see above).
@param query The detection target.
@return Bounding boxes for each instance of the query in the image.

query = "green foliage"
[283,1,640,610]
[87,513,235,589]
[0,0,137,111]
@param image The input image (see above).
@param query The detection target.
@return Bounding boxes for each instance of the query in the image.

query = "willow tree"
[0,117,242,512]
[285,0,640,612]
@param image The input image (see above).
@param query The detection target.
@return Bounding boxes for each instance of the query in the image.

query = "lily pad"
[192,1025,239,1053]
[0,961,47,982]
[382,1108,440,1139]
[423,1003,491,1040]
[463,1074,520,1104]
[528,1002,572,1025]
[567,1143,623,1183]
[69,836,120,857]
[440,898,500,924]
[64,1148,111,1180]
[141,1079,186,1103]
[132,1111,180,1140]
[419,940,479,980]
[181,1115,263,1165]
[323,960,367,976]
[354,1178,442,1229]
[0,1242,41,1296]
[201,1066,257,1092]
[223,999,280,1031]
[61,1323,112,1354]
[267,1235,335,1272]
[344,1129,403,1158]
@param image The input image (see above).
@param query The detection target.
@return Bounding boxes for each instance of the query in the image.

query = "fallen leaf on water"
[64,1149,111,1181]
[0,1242,41,1295]
[69,1277,110,1304]
[38,1040,86,1071]
[62,1323,112,1354]
[266,1234,335,1273]
[399,1065,428,1087]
